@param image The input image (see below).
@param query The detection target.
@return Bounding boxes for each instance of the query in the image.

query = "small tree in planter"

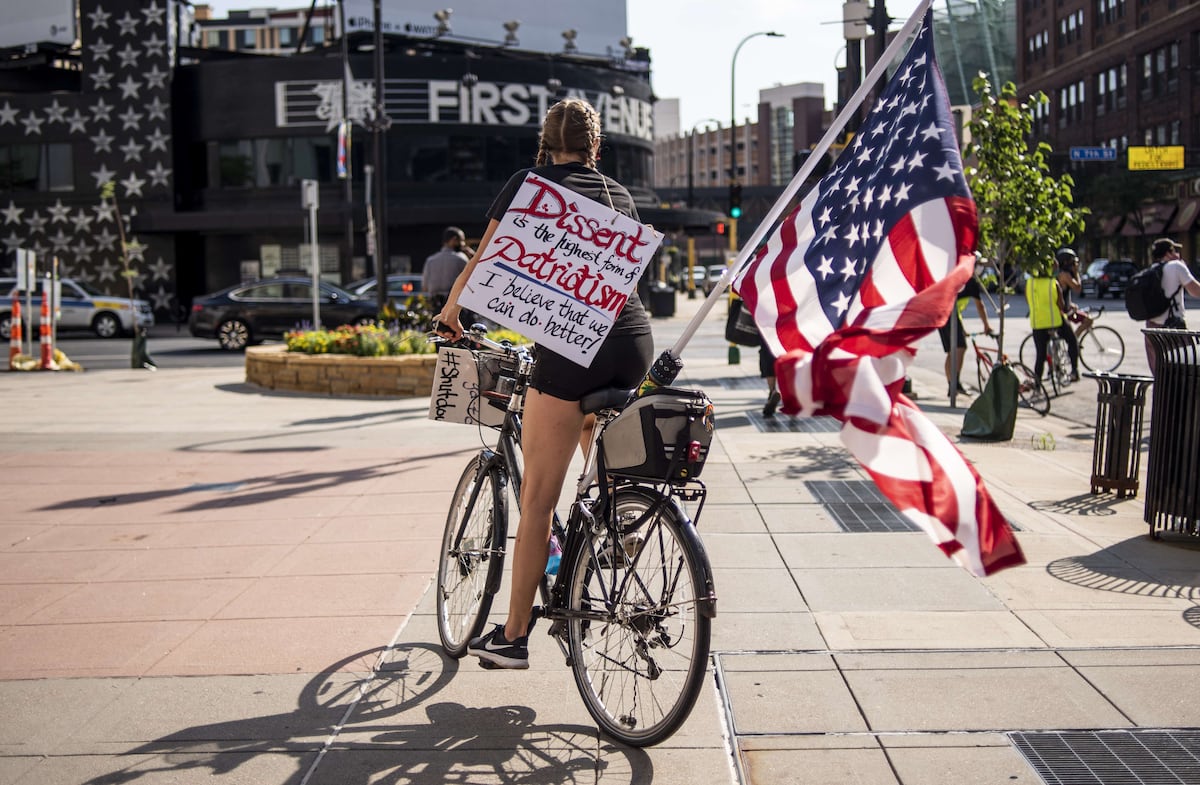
[964,75,1087,353]
[99,181,156,369]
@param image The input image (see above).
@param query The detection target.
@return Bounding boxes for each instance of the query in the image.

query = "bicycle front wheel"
[566,487,714,747]
[1078,325,1125,373]
[436,455,508,658]
[1013,362,1051,416]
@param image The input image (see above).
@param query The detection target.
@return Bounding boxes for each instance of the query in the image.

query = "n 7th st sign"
[1069,146,1118,162]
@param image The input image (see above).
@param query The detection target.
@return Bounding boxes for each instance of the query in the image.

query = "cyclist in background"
[1054,248,1092,335]
[432,99,654,669]
[1026,260,1080,384]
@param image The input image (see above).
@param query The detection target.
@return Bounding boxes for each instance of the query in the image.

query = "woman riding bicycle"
[432,98,654,669]
[1055,247,1092,335]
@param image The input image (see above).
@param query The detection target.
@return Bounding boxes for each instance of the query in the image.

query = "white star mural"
[49,229,72,252]
[71,210,95,233]
[150,286,173,311]
[0,102,17,125]
[94,201,117,223]
[45,100,68,123]
[146,128,169,152]
[91,164,116,188]
[2,202,24,224]
[91,129,115,152]
[25,212,47,234]
[91,38,113,61]
[91,97,114,122]
[147,256,171,281]
[96,259,118,282]
[90,65,114,90]
[146,162,171,187]
[94,228,118,251]
[47,200,72,223]
[119,139,144,161]
[21,113,44,135]
[66,110,88,134]
[118,106,142,130]
[116,12,139,36]
[87,5,112,29]
[116,43,140,69]
[146,97,167,121]
[117,76,141,100]
[141,2,166,26]
[121,172,146,198]
[144,65,168,89]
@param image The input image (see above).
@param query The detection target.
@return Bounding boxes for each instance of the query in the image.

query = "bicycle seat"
[580,387,634,415]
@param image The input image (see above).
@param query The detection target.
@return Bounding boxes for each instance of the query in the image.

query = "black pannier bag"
[599,387,715,483]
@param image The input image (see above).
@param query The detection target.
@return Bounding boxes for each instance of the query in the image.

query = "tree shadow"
[37,448,472,513]
[752,444,863,480]
[82,643,653,785]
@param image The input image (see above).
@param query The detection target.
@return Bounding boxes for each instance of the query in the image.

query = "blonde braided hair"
[535,98,601,168]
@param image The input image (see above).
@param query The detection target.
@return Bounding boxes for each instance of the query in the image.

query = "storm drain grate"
[805,480,918,533]
[746,412,841,434]
[1010,730,1200,785]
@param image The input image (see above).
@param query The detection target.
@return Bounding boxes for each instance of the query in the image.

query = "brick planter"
[245,345,438,397]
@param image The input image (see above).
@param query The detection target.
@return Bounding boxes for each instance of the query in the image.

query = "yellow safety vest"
[1026,277,1063,330]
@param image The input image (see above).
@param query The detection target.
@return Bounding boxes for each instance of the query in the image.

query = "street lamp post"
[729,31,783,192]
[371,0,390,313]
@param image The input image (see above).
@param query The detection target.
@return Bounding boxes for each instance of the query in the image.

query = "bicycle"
[968,332,1050,415]
[1019,307,1125,380]
[433,327,717,747]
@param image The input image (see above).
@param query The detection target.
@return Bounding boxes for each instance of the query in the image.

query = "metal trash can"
[1144,329,1200,538]
[1083,372,1153,498]
[648,283,676,318]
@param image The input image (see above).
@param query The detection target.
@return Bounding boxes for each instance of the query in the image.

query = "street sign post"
[1069,146,1118,162]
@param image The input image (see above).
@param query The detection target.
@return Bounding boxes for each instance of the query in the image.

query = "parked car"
[705,267,728,295]
[1080,259,1137,299]
[188,277,377,350]
[1,277,154,340]
[345,274,426,305]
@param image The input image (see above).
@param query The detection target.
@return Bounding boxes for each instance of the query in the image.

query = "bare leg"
[504,389,584,641]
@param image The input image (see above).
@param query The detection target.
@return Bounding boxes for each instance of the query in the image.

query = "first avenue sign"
[275,77,653,141]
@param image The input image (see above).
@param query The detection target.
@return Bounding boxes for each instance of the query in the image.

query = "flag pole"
[668,0,934,360]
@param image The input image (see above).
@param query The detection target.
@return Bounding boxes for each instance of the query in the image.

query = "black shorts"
[938,315,965,352]
[531,332,655,401]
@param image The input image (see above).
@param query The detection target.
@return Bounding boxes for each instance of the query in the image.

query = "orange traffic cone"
[39,290,53,370]
[8,299,19,370]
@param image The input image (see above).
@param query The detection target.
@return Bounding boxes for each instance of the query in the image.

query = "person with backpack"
[1026,263,1080,385]
[1137,238,1200,372]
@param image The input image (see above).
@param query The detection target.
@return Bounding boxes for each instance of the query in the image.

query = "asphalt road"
[45,290,1155,427]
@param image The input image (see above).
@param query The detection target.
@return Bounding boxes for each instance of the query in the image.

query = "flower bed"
[245,345,438,397]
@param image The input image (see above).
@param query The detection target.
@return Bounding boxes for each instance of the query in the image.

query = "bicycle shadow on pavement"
[1028,492,1126,517]
[1045,534,1200,631]
[80,642,652,785]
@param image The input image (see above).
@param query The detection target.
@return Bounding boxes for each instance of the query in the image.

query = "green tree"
[964,75,1087,350]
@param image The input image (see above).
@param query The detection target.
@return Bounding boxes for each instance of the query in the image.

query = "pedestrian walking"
[1143,237,1200,373]
[422,226,471,312]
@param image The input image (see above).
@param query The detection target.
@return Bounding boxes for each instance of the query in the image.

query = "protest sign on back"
[456,173,663,366]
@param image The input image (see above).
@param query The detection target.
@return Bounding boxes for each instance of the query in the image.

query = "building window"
[238,29,256,50]
[1140,41,1180,99]
[309,26,325,45]
[205,29,228,49]
[0,143,73,191]
[1097,0,1126,26]
[278,27,295,47]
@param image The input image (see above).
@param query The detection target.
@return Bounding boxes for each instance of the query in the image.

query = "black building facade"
[1,0,716,315]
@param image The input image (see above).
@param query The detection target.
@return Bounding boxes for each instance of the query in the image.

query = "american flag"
[733,11,1024,576]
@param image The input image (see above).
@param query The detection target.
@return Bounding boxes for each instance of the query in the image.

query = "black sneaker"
[762,391,782,417]
[468,624,529,669]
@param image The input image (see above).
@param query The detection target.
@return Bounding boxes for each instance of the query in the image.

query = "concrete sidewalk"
[1,292,1198,785]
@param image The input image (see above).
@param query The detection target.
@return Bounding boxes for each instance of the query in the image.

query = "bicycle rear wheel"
[1013,362,1050,416]
[436,455,508,658]
[1019,334,1035,370]
[565,487,713,747]
[1078,325,1125,373]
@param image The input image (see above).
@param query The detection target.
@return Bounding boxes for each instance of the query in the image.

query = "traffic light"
[715,221,726,235]
[728,183,742,219]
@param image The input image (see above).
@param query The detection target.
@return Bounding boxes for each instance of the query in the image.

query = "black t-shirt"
[486,162,651,336]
